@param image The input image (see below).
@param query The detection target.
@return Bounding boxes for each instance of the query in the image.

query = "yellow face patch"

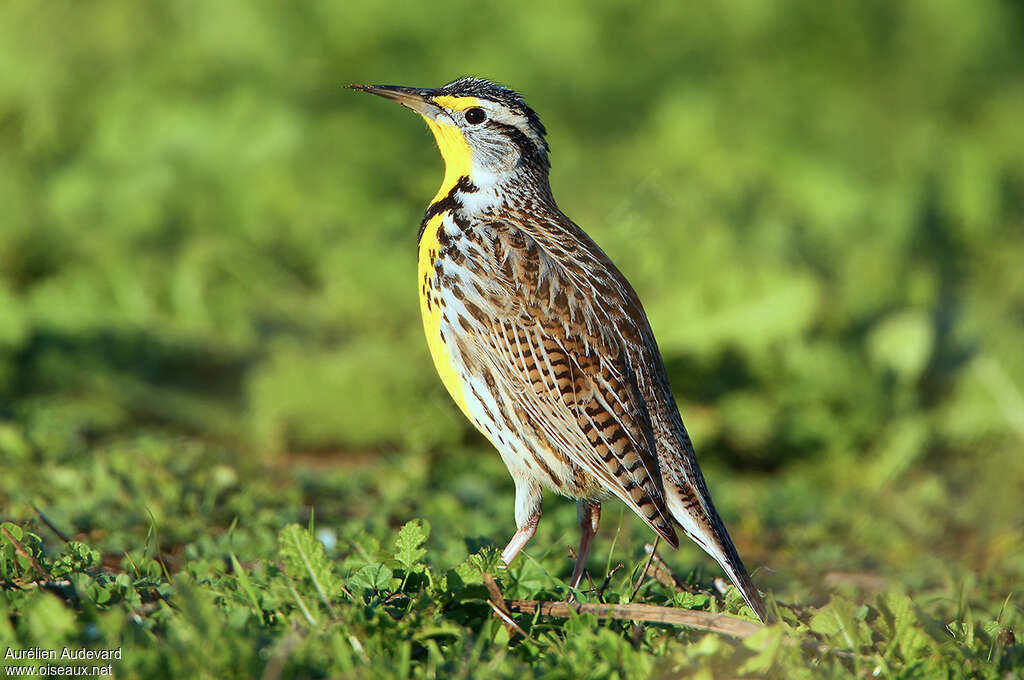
[423,117,474,204]
[431,95,480,112]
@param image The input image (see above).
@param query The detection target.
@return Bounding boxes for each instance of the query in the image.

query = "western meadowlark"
[348,77,769,622]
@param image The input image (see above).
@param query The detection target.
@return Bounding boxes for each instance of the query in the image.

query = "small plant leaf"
[278,524,342,611]
[394,519,429,571]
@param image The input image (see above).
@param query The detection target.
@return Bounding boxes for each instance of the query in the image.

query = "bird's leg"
[501,480,542,566]
[569,500,601,588]
[500,514,539,565]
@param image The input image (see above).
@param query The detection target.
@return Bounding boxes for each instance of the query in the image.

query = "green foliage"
[2,0,1023,677]
[48,542,100,580]
[279,523,345,609]
[3,452,1022,678]
[394,520,430,572]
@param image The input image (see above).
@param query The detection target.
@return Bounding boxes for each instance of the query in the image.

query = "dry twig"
[483,573,529,638]
[1,525,49,581]
[507,599,763,638]
[32,504,71,543]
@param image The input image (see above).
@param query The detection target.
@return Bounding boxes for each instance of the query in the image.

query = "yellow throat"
[416,106,478,421]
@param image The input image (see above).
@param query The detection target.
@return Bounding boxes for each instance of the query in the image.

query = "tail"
[663,477,771,623]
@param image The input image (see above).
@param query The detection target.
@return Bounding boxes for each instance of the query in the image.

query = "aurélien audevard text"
[5,647,122,661]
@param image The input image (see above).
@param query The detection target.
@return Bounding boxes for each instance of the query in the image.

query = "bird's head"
[347,78,550,196]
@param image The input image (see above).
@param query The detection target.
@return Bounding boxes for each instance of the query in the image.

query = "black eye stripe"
[490,121,546,164]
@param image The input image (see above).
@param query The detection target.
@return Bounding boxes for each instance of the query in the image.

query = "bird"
[347,77,770,622]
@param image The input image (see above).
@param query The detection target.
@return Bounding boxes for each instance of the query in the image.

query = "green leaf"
[867,309,934,381]
[808,596,872,650]
[230,553,262,614]
[1,522,23,541]
[739,625,785,674]
[49,541,100,580]
[880,592,931,661]
[0,524,46,580]
[348,563,395,592]
[456,547,503,583]
[672,590,711,610]
[278,523,342,611]
[394,519,430,571]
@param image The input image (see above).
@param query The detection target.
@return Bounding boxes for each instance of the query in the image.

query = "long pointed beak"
[345,84,445,119]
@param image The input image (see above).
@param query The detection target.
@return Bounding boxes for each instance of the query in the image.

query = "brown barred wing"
[473,309,680,548]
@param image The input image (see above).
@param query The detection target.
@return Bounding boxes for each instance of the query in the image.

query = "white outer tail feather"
[664,491,769,623]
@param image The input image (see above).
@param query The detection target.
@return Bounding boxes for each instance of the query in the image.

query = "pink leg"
[569,501,601,588]
[501,513,539,565]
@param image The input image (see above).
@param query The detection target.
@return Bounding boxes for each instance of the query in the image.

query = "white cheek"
[471,152,521,192]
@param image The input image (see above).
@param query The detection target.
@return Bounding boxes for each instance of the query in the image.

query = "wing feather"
[464,279,678,545]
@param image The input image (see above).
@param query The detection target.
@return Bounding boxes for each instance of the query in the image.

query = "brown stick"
[507,599,763,638]
[483,573,528,638]
[507,597,865,660]
[1,526,49,581]
[32,504,71,543]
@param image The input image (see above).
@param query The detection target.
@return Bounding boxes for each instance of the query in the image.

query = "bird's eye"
[464,107,486,125]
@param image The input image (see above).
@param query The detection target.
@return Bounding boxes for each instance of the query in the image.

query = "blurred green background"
[2,0,1023,666]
